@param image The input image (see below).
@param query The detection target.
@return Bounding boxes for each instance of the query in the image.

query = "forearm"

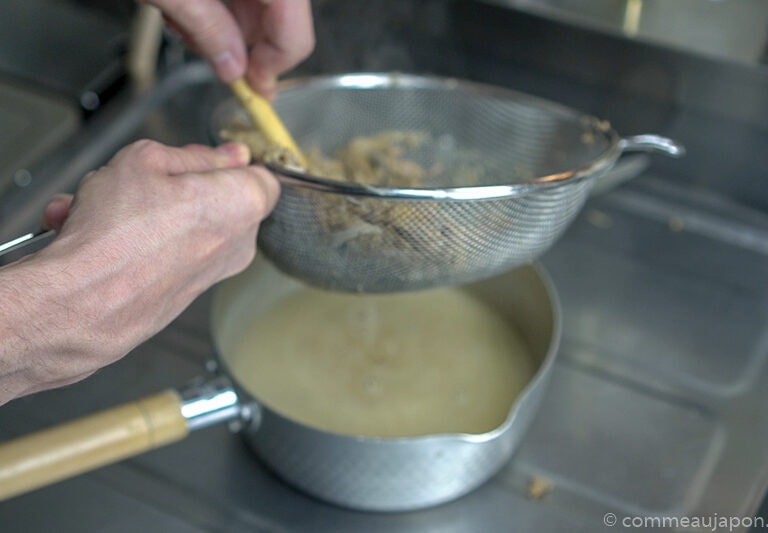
[0,252,89,404]
[0,235,177,405]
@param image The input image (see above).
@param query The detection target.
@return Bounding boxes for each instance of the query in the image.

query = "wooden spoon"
[229,78,307,167]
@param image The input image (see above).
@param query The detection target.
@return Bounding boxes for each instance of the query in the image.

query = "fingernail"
[216,142,251,164]
[49,193,72,207]
[47,194,73,216]
[212,50,242,83]
[260,80,278,101]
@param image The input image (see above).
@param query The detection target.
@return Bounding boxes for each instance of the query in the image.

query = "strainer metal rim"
[259,72,623,200]
[263,157,612,200]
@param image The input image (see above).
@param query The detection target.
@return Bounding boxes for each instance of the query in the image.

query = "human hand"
[0,140,279,403]
[146,0,315,98]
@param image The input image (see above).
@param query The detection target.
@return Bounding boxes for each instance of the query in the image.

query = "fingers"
[75,139,280,250]
[146,0,247,82]
[148,0,315,94]
[42,194,74,231]
[195,163,281,221]
[243,164,281,216]
[169,162,281,282]
[111,140,252,176]
[233,0,315,98]
[110,139,280,222]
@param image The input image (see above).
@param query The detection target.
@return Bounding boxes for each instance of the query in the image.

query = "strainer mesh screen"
[213,74,613,292]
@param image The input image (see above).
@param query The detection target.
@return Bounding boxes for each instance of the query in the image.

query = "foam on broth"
[226,286,534,437]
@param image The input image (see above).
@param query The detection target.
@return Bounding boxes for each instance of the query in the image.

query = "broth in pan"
[227,287,534,437]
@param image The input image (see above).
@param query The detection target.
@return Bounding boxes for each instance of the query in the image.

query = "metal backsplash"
[486,0,768,67]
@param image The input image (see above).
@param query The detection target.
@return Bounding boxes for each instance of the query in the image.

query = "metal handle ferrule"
[179,376,242,431]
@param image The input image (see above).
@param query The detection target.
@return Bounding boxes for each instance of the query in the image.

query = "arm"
[0,141,279,405]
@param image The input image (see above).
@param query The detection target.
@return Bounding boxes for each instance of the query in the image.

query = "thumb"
[147,0,247,82]
[42,194,74,231]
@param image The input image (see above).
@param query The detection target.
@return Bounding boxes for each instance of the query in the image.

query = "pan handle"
[0,377,242,501]
[618,135,686,157]
[0,229,55,258]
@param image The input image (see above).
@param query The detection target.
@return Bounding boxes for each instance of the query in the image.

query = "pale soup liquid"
[227,287,534,437]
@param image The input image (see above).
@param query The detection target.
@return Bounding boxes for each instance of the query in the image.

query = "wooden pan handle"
[0,390,188,501]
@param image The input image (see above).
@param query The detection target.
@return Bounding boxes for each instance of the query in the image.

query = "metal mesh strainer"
[211,73,684,293]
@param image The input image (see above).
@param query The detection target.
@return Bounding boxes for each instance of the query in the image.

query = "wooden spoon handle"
[0,391,188,501]
[230,79,306,166]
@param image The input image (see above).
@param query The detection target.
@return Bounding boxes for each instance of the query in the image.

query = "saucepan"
[0,256,560,511]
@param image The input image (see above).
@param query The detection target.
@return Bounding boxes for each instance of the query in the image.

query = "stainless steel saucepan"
[0,257,560,511]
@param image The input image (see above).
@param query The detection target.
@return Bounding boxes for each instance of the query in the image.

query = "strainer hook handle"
[619,135,686,158]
